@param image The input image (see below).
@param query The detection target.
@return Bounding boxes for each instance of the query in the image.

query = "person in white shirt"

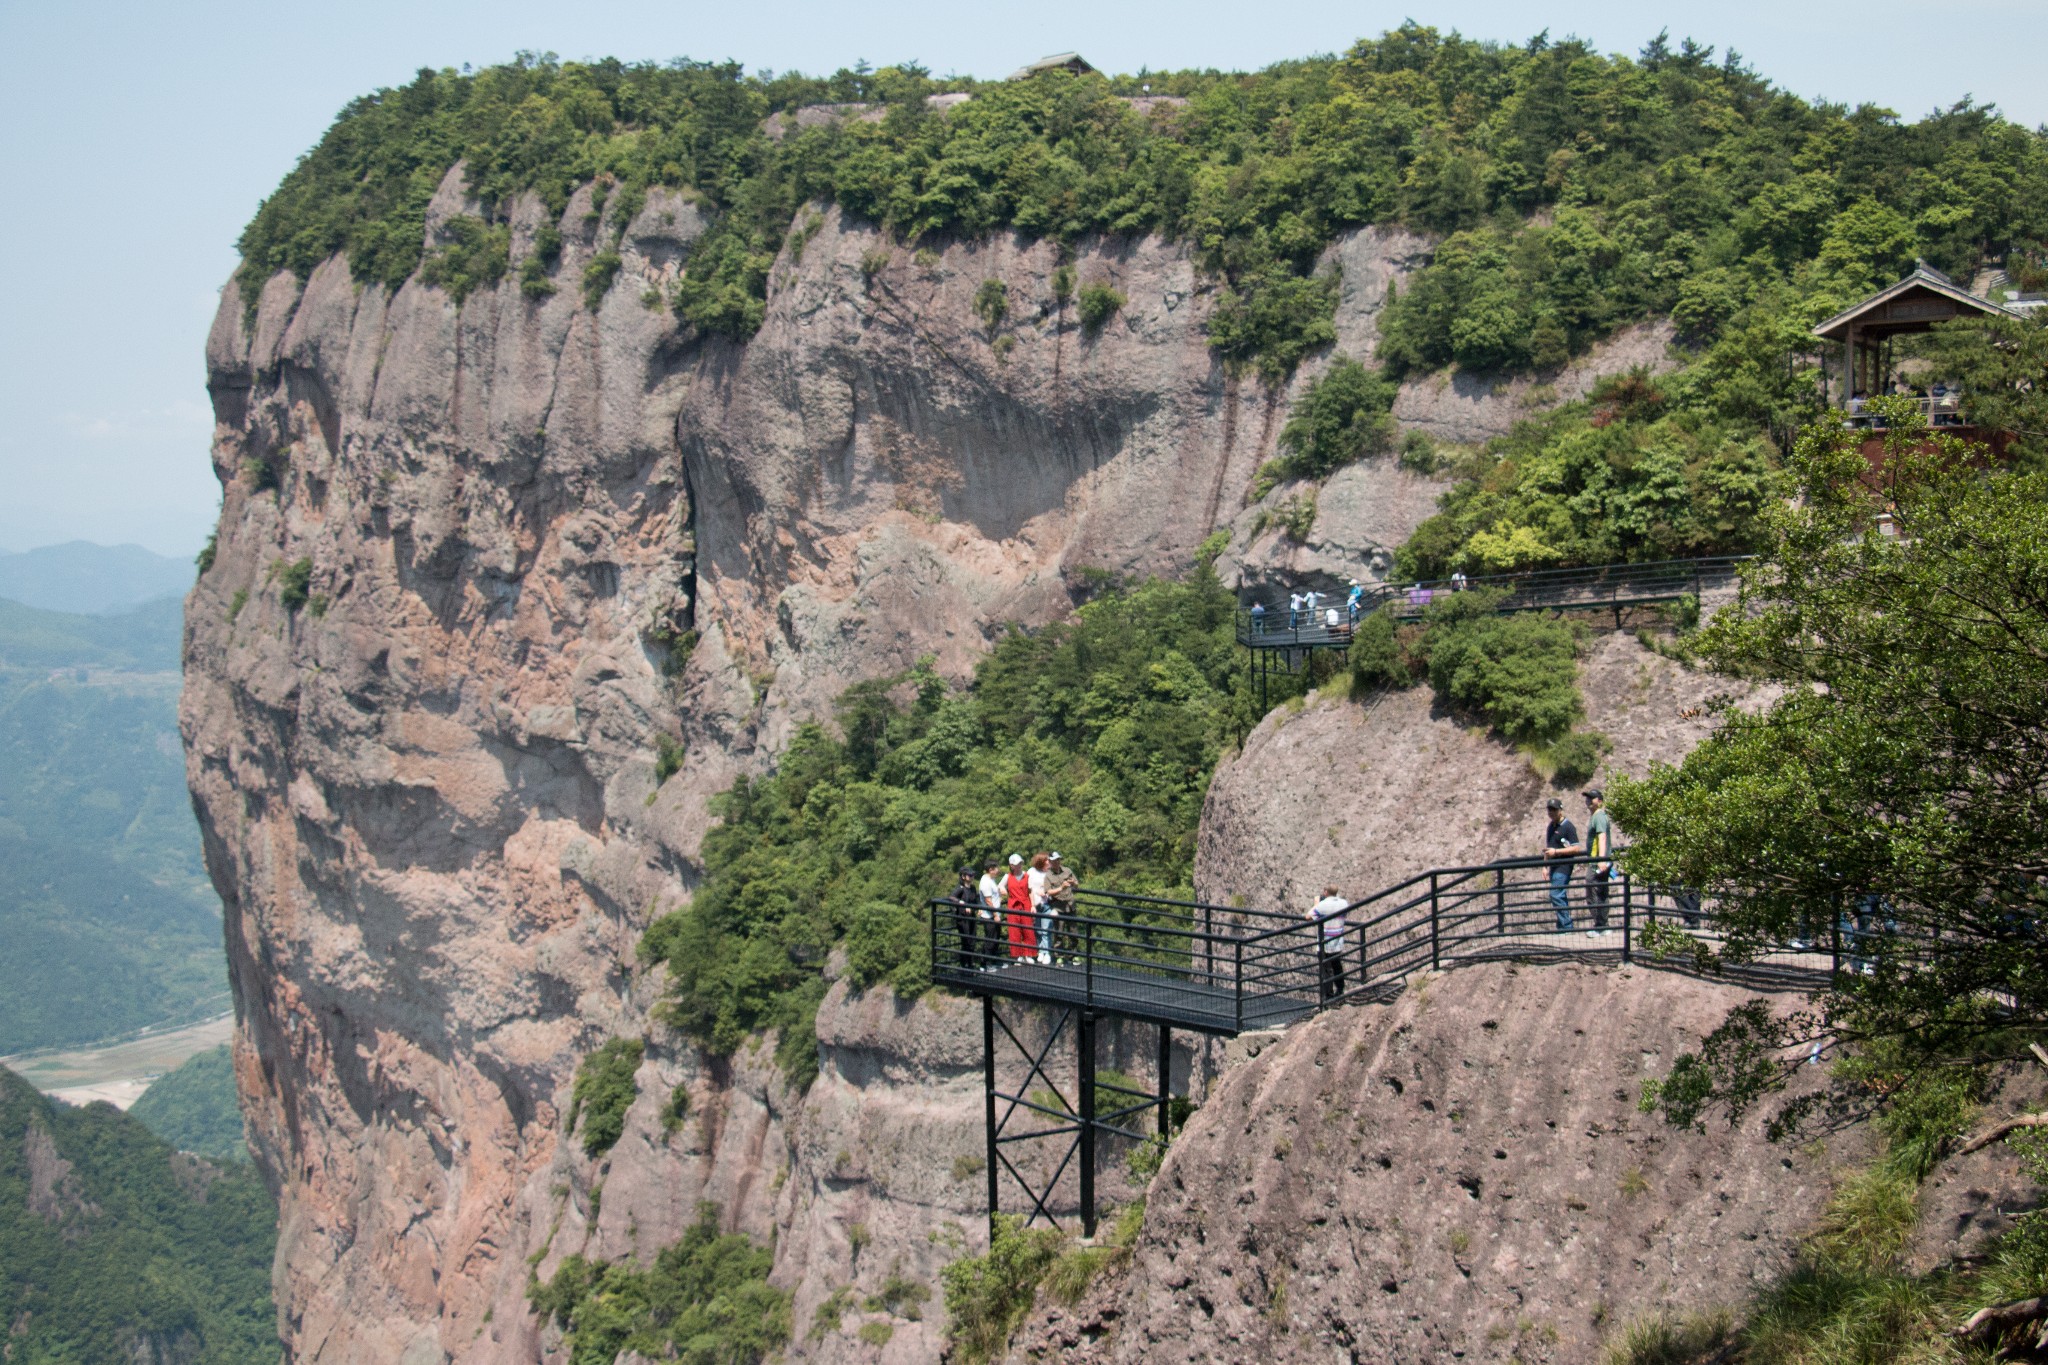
[1308,885,1350,1000]
[977,857,1006,969]
[1288,591,1304,628]
[1028,853,1051,965]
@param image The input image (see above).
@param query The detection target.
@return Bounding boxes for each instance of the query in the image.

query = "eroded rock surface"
[186,159,1729,1362]
[1197,631,1752,914]
[1008,962,1860,1363]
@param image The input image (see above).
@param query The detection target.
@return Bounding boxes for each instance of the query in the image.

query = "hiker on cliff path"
[1543,798,1582,931]
[1288,591,1303,628]
[1004,855,1036,960]
[1583,789,1614,935]
[1308,885,1349,1001]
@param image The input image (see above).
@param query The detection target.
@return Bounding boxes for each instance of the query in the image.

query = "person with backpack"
[1583,788,1614,935]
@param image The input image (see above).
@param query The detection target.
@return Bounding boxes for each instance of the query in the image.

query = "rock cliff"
[185,163,1700,1361]
[1009,961,1862,1363]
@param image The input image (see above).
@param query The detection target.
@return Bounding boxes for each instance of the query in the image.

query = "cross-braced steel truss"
[981,996,1177,1237]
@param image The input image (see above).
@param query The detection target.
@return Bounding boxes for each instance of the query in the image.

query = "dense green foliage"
[236,28,2048,382]
[128,1048,247,1163]
[1396,370,1788,577]
[1349,593,1601,781]
[1615,406,2048,1139]
[940,1215,1065,1364]
[0,1067,276,1362]
[568,1038,644,1157]
[529,1204,789,1365]
[639,572,1265,1085]
[1261,356,1398,492]
[0,597,228,1054]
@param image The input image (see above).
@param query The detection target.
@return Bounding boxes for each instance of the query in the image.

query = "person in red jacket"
[1004,854,1037,960]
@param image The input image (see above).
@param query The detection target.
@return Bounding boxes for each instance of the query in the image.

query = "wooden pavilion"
[1813,262,2021,410]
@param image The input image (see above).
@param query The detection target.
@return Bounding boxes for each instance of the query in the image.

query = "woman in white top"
[1028,853,1052,965]
[1308,885,1350,1001]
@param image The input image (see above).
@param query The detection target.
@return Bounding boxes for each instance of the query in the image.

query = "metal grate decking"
[934,958,1317,1035]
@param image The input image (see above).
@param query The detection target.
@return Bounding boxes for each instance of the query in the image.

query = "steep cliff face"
[185,160,1688,1360]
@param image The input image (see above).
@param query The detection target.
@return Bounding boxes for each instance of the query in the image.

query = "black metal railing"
[932,855,1948,1037]
[1235,556,1750,645]
[929,887,1331,1034]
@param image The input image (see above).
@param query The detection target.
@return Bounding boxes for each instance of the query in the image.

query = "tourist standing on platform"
[1288,591,1303,628]
[1303,588,1321,626]
[1583,789,1614,935]
[1543,798,1582,930]
[1308,885,1349,1000]
[1346,581,1364,624]
[1045,853,1079,963]
[979,857,1006,966]
[1004,854,1036,959]
[950,868,984,969]
[1249,601,1267,635]
[1028,853,1052,964]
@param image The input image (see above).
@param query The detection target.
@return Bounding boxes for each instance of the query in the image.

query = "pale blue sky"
[1,0,2043,556]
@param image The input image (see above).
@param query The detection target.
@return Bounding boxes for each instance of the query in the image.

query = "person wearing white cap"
[1003,855,1035,960]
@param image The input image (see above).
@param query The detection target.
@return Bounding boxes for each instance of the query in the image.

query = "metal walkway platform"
[937,959,1317,1035]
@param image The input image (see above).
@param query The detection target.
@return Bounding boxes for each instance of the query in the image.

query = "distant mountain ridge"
[0,594,184,671]
[0,541,192,615]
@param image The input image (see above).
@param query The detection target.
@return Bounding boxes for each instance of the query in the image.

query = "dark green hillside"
[238,30,2048,570]
[0,595,226,1054]
[0,1068,276,1362]
[128,1048,246,1163]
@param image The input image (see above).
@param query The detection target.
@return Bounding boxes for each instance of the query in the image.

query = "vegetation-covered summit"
[239,28,2048,382]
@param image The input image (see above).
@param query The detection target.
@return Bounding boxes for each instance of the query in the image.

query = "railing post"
[1157,1025,1173,1138]
[1429,872,1441,971]
[1621,874,1633,965]
[1084,916,1095,1006]
[1494,866,1505,937]
[982,996,998,1236]
[1078,1010,1097,1239]
[1234,940,1244,1033]
[1205,906,1215,987]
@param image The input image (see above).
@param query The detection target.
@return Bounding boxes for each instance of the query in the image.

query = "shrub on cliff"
[568,1038,644,1157]
[1267,355,1399,488]
[530,1204,788,1365]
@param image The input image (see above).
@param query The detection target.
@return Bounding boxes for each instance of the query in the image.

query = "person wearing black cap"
[949,867,985,969]
[1542,797,1582,931]
[1583,789,1614,935]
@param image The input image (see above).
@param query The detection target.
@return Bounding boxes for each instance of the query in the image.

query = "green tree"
[1613,405,2048,1138]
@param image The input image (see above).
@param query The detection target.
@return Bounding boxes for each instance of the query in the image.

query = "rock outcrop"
[1196,630,1755,915]
[1009,961,1862,1363]
[184,155,1723,1361]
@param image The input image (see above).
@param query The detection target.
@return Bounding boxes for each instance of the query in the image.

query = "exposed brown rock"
[1007,961,1862,1363]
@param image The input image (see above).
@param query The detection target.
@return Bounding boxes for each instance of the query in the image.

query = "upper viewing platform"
[1234,557,1748,648]
[1813,264,2023,443]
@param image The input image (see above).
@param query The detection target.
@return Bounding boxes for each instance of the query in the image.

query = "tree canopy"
[1611,401,2048,1136]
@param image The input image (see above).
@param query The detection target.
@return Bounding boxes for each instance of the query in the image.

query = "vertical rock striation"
[184,178,1670,1360]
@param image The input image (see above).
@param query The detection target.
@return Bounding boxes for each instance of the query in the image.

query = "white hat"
[1049,852,1063,861]
[1008,853,1023,866]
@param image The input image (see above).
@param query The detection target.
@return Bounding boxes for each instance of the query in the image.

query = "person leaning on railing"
[1543,798,1582,931]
